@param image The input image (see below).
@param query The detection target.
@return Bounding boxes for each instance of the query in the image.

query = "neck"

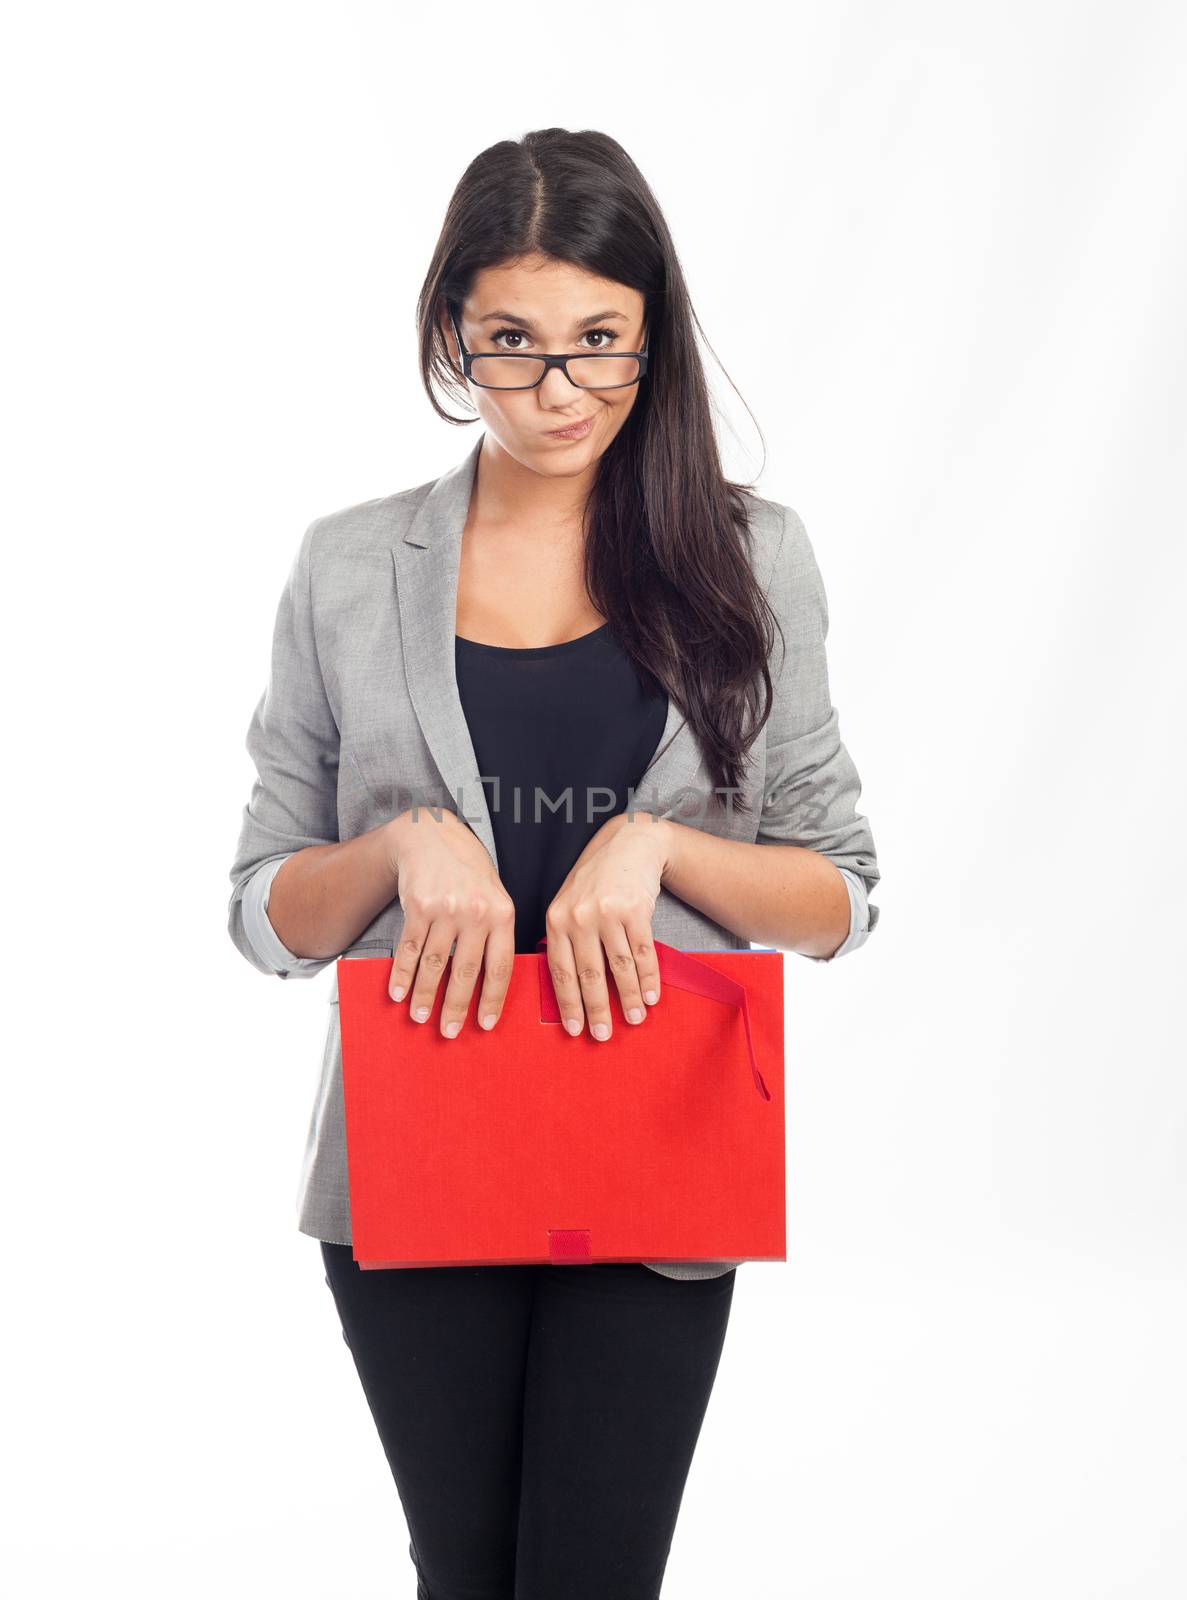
[470,432,593,537]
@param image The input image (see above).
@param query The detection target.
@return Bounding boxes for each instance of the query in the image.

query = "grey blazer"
[227,432,881,1280]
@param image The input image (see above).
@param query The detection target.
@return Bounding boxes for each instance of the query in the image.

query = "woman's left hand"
[542,810,673,1041]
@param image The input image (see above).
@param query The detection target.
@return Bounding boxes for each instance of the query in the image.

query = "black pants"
[320,1240,737,1600]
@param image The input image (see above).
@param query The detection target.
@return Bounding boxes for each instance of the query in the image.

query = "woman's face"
[443,253,647,478]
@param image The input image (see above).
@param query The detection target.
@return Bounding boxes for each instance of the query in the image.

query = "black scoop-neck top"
[454,621,669,954]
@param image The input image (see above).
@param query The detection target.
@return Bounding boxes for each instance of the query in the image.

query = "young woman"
[228,127,880,1599]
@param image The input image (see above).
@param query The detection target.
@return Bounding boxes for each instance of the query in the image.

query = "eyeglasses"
[448,308,649,391]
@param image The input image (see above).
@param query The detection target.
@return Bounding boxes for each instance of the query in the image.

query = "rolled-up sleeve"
[757,504,881,954]
[240,854,337,979]
[227,517,343,978]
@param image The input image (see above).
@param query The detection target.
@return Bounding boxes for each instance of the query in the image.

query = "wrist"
[382,808,423,873]
[655,816,679,885]
[613,807,678,883]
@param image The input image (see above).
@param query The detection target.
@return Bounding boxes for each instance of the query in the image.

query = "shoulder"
[738,494,830,688]
[295,468,451,648]
[740,492,823,607]
[303,474,438,573]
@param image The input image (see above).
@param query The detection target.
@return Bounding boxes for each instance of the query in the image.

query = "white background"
[3,2,1184,1595]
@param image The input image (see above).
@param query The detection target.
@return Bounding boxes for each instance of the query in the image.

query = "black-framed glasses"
[448,307,650,391]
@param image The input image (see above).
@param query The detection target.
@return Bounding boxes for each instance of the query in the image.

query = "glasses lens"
[469,356,548,389]
[568,356,642,389]
[468,355,643,389]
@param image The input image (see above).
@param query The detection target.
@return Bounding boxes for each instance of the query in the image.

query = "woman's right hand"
[382,807,516,1037]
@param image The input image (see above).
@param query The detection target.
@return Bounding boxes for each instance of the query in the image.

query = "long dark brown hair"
[416,127,779,815]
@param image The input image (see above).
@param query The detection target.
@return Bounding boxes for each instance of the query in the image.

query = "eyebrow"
[476,309,629,330]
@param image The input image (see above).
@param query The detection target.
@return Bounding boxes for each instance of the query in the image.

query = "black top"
[454,621,669,954]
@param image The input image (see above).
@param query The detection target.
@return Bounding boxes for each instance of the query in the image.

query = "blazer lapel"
[392,434,497,862]
[391,432,707,876]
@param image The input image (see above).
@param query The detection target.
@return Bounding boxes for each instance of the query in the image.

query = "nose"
[538,363,583,399]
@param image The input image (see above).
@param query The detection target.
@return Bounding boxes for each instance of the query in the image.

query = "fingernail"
[390,985,406,1002]
[627,1007,644,1024]
[564,1018,583,1036]
[481,1014,497,1030]
[443,1021,460,1038]
[413,1007,429,1023]
[643,990,658,1004]
[592,1023,610,1041]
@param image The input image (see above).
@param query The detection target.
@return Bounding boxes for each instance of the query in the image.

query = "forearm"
[655,818,852,958]
[265,819,400,961]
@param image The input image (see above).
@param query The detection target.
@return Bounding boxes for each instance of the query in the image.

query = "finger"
[543,923,584,1037]
[438,924,487,1038]
[407,922,457,1024]
[601,921,648,1024]
[623,916,661,1008]
[475,903,516,1030]
[390,914,431,1003]
[570,926,613,1042]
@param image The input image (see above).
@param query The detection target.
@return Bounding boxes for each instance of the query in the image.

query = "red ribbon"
[534,936,771,1101]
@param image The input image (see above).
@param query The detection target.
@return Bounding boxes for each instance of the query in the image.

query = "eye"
[488,325,623,351]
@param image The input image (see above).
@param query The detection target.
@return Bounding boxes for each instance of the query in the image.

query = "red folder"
[337,939,786,1270]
